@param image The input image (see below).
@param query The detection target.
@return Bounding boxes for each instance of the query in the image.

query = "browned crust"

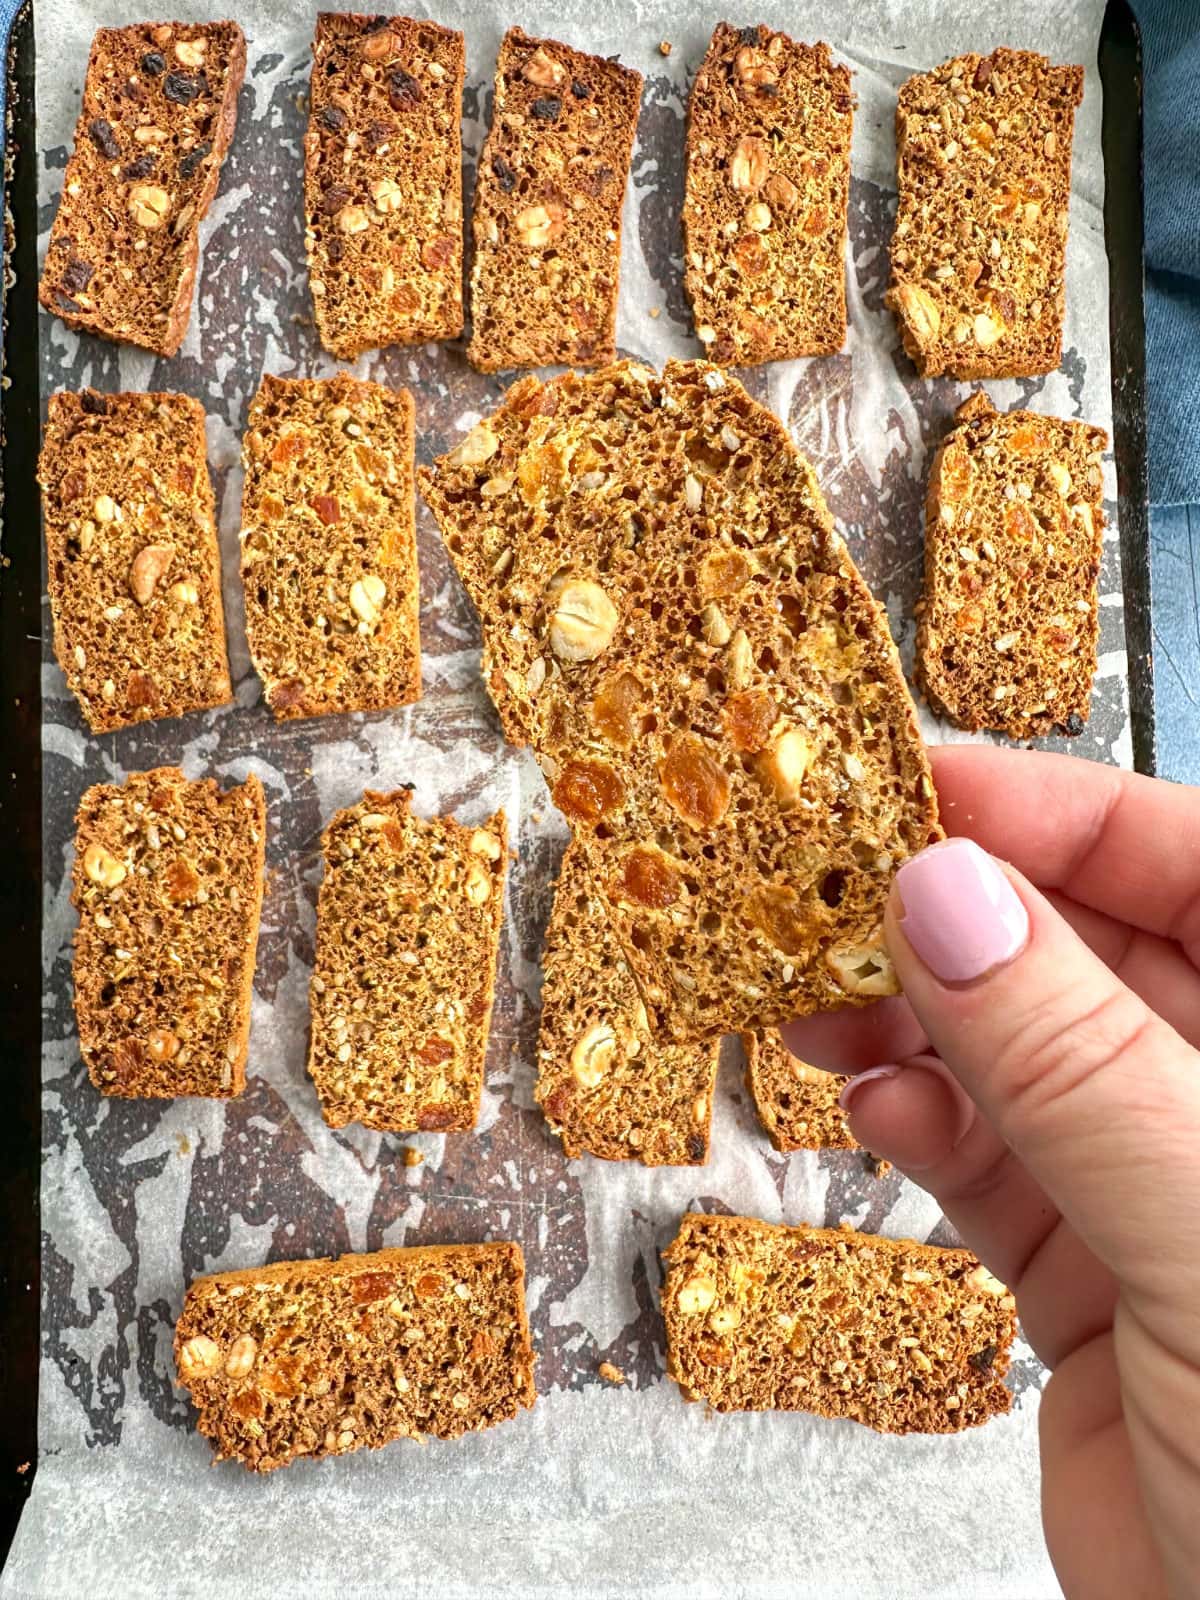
[885,49,1084,380]
[39,21,246,357]
[683,23,853,365]
[304,13,466,358]
[39,389,234,733]
[662,1212,1018,1432]
[72,767,265,1100]
[467,27,642,372]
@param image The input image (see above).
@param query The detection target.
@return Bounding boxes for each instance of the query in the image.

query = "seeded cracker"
[742,1030,857,1153]
[684,23,853,364]
[72,768,265,1100]
[175,1242,536,1471]
[307,790,507,1134]
[535,844,719,1165]
[419,360,940,1043]
[39,21,245,356]
[467,28,642,371]
[662,1213,1017,1433]
[305,14,465,358]
[917,392,1108,738]
[239,373,421,720]
[39,389,233,734]
[886,49,1084,379]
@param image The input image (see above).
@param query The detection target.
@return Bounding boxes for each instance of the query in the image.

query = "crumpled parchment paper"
[7,1,1124,1593]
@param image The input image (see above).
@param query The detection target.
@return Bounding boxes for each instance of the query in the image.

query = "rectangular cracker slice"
[467,28,642,371]
[742,1031,856,1153]
[73,767,265,1099]
[39,21,245,356]
[662,1212,1017,1432]
[536,845,719,1165]
[175,1242,536,1471]
[886,49,1084,379]
[420,359,940,1042]
[239,373,421,719]
[684,23,853,364]
[305,14,465,358]
[917,393,1107,738]
[307,790,507,1133]
[40,389,233,734]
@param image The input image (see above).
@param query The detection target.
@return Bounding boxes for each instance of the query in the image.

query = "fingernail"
[839,1055,976,1152]
[895,838,1029,985]
[837,1063,901,1113]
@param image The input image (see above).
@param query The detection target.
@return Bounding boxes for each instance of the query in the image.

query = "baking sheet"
[7,0,1125,1593]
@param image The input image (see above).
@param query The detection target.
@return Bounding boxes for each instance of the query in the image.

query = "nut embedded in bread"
[39,389,233,734]
[239,373,421,719]
[304,14,465,358]
[419,359,941,1042]
[467,28,642,372]
[39,21,246,356]
[684,23,853,364]
[885,49,1084,379]
[662,1212,1017,1432]
[175,1243,536,1471]
[536,844,719,1165]
[72,767,265,1099]
[917,392,1108,738]
[307,790,507,1133]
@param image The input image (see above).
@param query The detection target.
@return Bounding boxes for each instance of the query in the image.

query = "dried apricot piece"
[554,759,625,824]
[699,547,753,599]
[591,671,643,747]
[938,443,972,503]
[1003,502,1038,545]
[164,858,201,903]
[661,736,730,830]
[350,1272,396,1304]
[270,432,307,468]
[746,883,810,956]
[1007,419,1050,456]
[310,493,341,525]
[617,847,681,909]
[517,436,572,504]
[722,690,777,752]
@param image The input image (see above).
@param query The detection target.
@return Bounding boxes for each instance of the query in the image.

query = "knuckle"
[991,985,1158,1130]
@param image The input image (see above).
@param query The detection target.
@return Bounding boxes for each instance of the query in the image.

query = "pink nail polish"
[896,837,1029,984]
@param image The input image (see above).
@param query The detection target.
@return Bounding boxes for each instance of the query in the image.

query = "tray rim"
[0,0,1152,1578]
[0,0,43,1574]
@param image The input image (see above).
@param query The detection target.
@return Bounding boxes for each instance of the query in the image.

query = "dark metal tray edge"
[0,0,1152,1577]
[0,0,42,1573]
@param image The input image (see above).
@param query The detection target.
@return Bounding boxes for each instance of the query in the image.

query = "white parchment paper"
[8,0,1126,1593]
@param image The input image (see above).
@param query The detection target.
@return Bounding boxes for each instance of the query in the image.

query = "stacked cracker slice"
[421,357,942,1176]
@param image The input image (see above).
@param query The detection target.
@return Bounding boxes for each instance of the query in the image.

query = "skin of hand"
[782,746,1200,1600]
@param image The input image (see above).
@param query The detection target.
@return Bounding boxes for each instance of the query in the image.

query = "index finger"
[929,745,1200,955]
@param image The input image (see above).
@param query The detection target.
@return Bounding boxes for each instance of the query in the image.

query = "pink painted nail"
[895,838,1029,985]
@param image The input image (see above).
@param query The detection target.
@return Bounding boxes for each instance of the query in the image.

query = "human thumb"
[882,836,1200,1348]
